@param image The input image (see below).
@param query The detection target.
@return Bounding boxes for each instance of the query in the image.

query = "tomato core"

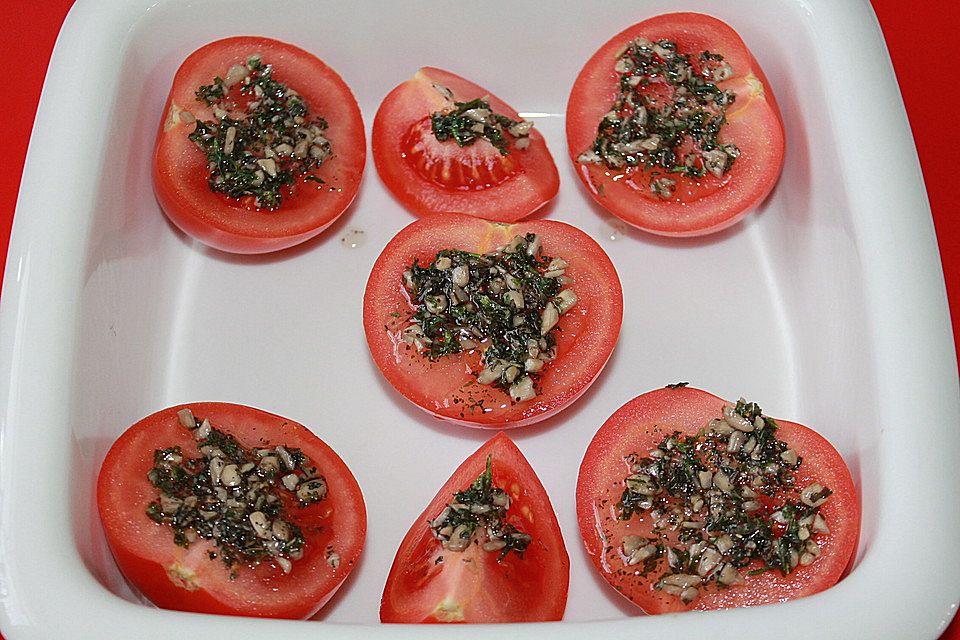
[401,117,518,191]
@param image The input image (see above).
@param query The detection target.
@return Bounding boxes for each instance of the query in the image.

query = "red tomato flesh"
[566,13,785,236]
[362,213,623,428]
[97,403,366,619]
[153,37,365,254]
[576,386,859,613]
[373,67,559,222]
[380,433,569,622]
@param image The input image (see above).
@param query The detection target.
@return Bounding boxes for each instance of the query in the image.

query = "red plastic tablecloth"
[1,0,957,637]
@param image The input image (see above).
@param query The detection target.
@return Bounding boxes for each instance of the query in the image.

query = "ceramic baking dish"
[1,0,958,637]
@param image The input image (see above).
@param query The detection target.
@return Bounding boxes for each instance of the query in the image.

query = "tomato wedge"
[381,433,569,622]
[97,403,366,619]
[154,37,365,254]
[566,13,785,236]
[373,67,559,222]
[576,386,859,613]
[363,213,622,428]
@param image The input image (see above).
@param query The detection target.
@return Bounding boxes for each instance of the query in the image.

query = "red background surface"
[0,0,957,637]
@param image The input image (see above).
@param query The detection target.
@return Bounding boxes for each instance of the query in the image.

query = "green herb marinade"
[189,56,332,209]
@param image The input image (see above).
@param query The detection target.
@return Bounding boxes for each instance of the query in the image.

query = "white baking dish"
[1,0,958,637]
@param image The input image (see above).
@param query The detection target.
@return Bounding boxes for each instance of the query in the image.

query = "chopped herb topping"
[430,85,534,156]
[145,408,328,577]
[428,456,531,559]
[666,381,690,389]
[578,37,741,199]
[325,546,341,570]
[188,55,332,210]
[400,233,576,402]
[615,399,831,605]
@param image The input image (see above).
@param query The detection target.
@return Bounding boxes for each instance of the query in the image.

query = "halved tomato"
[566,13,785,236]
[362,213,622,428]
[381,433,569,622]
[154,37,365,254]
[96,403,366,619]
[373,67,559,222]
[576,386,859,614]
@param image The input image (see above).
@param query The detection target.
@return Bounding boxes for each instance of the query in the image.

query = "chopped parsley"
[614,398,831,604]
[430,90,533,156]
[188,55,332,210]
[145,408,328,577]
[428,456,531,560]
[578,37,741,199]
[400,233,576,402]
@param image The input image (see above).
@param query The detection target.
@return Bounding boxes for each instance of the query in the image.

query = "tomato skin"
[362,213,623,428]
[566,13,785,236]
[373,67,559,222]
[380,433,569,623]
[96,403,366,619]
[153,37,365,254]
[576,386,860,614]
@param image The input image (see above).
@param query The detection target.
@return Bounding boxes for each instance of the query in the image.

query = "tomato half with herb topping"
[567,13,785,236]
[576,386,859,614]
[363,213,622,428]
[381,433,568,622]
[154,37,365,254]
[97,403,366,619]
[373,67,559,222]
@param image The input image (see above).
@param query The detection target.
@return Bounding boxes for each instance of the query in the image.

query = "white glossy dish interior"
[1,0,958,638]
